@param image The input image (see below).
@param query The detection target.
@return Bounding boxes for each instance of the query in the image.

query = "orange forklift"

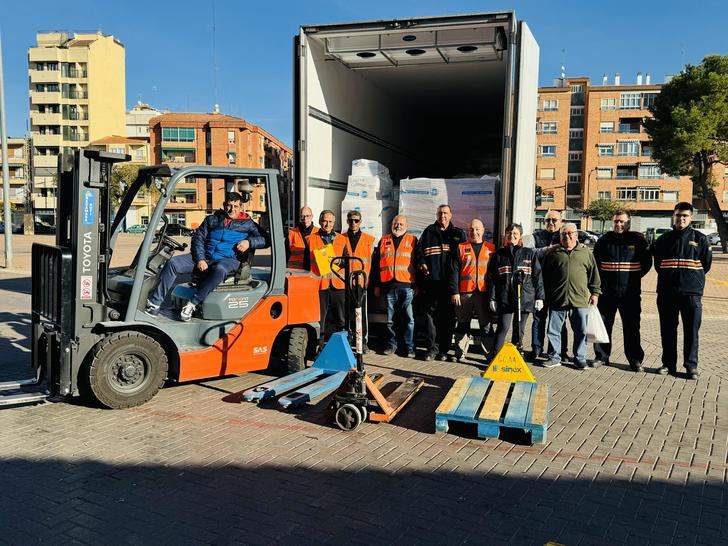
[0,150,320,408]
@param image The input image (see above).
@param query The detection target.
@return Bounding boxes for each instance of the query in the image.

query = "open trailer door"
[510,21,539,235]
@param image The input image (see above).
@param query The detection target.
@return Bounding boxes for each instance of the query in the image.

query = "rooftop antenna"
[212,1,219,112]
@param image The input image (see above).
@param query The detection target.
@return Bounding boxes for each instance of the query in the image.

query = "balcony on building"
[33,133,62,147]
[616,165,638,180]
[62,89,88,100]
[31,194,57,210]
[619,118,642,134]
[33,154,59,168]
[31,111,62,125]
[30,90,61,103]
[29,69,61,84]
[161,148,196,164]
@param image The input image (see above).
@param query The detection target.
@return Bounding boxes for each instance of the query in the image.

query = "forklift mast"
[31,150,128,397]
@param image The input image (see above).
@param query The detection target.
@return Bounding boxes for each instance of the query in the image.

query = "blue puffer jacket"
[191,210,268,263]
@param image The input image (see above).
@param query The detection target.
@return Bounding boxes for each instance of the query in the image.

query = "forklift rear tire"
[87,332,168,409]
[286,328,308,375]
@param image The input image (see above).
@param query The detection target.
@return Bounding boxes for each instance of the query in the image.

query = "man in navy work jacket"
[145,192,269,321]
[652,202,711,379]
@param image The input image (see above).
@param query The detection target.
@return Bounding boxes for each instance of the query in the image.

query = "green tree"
[110,164,141,208]
[581,199,626,232]
[644,55,728,251]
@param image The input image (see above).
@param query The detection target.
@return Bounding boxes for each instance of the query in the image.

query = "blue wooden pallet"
[435,377,550,444]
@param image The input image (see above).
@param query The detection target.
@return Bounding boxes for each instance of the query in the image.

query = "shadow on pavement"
[0,458,722,544]
[0,275,31,295]
[0,311,32,382]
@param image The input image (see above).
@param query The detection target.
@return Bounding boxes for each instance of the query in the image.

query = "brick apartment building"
[149,111,292,228]
[534,74,727,232]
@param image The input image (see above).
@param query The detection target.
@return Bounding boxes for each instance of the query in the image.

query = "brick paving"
[0,242,726,545]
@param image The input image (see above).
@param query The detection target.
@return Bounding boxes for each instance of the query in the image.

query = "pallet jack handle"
[331,256,367,371]
[514,269,525,349]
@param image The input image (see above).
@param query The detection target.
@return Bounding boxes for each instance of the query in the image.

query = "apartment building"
[126,102,163,138]
[535,74,721,231]
[0,138,30,228]
[28,31,125,222]
[149,111,292,228]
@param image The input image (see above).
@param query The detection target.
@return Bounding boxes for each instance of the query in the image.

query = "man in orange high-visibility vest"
[342,209,375,351]
[307,210,347,345]
[448,218,496,362]
[372,215,418,358]
[286,206,318,270]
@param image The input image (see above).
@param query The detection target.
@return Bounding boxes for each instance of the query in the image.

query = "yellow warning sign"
[482,343,536,382]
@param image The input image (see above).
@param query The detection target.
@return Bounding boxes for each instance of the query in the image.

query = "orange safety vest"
[379,234,417,284]
[458,241,494,293]
[287,226,318,270]
[307,232,347,290]
[343,231,375,286]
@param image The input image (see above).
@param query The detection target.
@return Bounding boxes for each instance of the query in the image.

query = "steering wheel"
[146,215,188,274]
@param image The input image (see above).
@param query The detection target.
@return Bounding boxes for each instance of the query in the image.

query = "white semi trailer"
[293,11,539,238]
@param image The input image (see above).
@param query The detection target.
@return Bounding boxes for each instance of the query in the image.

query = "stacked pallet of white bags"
[340,159,398,242]
[399,176,499,241]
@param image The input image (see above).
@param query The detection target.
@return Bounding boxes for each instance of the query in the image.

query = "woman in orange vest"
[307,210,347,345]
[342,210,375,350]
[372,215,418,358]
[448,218,496,362]
[286,206,318,270]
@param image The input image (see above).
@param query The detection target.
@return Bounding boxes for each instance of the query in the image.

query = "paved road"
[0,238,726,545]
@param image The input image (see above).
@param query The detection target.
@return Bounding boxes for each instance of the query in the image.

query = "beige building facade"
[0,138,30,229]
[535,75,724,231]
[28,31,125,221]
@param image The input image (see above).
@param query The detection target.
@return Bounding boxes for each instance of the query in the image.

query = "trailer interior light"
[402,35,417,42]
[457,45,478,53]
[356,52,377,58]
[405,49,426,56]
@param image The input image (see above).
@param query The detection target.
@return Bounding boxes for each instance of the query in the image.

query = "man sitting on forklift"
[145,192,269,321]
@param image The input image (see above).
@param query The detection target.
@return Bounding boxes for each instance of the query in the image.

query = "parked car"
[0,221,24,234]
[708,232,721,245]
[126,224,147,233]
[34,221,56,234]
[578,230,599,245]
[164,223,194,237]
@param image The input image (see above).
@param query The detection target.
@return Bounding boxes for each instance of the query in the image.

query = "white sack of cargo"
[351,159,391,179]
[399,177,498,240]
[345,175,394,200]
[341,198,397,242]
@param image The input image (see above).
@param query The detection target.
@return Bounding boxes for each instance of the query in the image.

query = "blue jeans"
[148,254,240,306]
[547,307,588,364]
[385,286,414,351]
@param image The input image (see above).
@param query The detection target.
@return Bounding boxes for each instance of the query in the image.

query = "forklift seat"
[190,249,255,288]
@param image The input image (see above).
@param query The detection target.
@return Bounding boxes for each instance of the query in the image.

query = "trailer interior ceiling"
[305,20,512,181]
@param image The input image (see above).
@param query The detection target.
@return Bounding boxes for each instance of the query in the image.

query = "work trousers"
[594,294,644,365]
[319,288,346,345]
[453,292,491,354]
[420,279,456,355]
[148,254,240,307]
[384,286,415,352]
[532,305,568,357]
[494,312,530,354]
[547,307,588,365]
[657,292,702,371]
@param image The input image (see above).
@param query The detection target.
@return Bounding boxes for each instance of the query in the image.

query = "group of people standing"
[287,200,711,380]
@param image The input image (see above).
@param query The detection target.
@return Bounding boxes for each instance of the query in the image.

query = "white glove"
[534,300,544,311]
[489,301,497,313]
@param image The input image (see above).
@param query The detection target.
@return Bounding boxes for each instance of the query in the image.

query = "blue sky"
[2,0,727,146]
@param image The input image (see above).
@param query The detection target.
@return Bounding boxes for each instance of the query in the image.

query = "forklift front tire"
[286,327,308,375]
[87,332,168,409]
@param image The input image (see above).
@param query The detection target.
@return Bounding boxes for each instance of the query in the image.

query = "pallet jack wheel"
[358,404,368,423]
[335,403,362,431]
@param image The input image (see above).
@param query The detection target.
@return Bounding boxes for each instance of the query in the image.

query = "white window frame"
[663,191,679,202]
[600,98,616,110]
[228,130,235,144]
[617,187,638,201]
[618,140,641,156]
[539,145,557,157]
[569,128,584,139]
[567,173,582,183]
[638,187,660,201]
[599,121,615,133]
[571,84,585,93]
[568,152,583,161]
[570,105,585,116]
[639,163,661,179]
[597,191,612,200]
[598,144,615,157]
[642,93,658,108]
[620,92,642,110]
[540,121,558,134]
[543,99,559,112]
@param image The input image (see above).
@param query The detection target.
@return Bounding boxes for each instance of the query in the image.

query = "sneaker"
[590,359,607,368]
[629,362,644,373]
[574,361,589,370]
[656,366,676,375]
[382,346,395,356]
[435,353,448,362]
[180,302,196,322]
[144,302,160,316]
[448,353,461,363]
[406,349,416,359]
[423,352,436,362]
[686,368,700,380]
[542,360,561,369]
[561,354,571,364]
